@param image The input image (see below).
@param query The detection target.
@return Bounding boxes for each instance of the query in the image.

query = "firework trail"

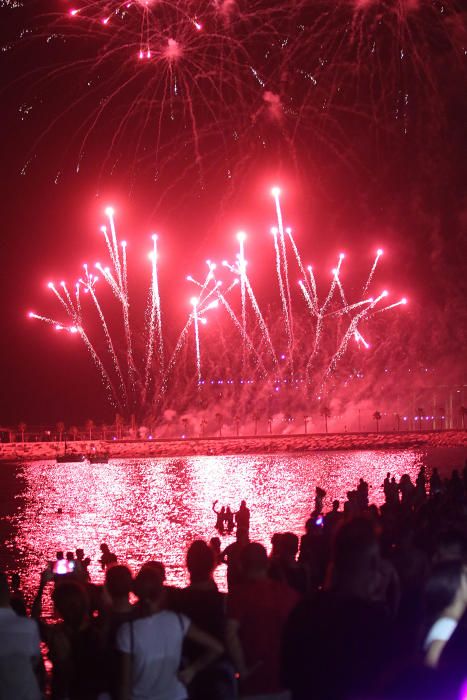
[289,0,466,143]
[29,192,407,414]
[363,249,383,295]
[305,259,344,373]
[28,311,76,331]
[306,313,323,377]
[272,188,294,333]
[244,276,279,368]
[171,265,224,386]
[143,234,164,403]
[319,265,338,316]
[160,317,193,398]
[191,297,201,385]
[12,0,284,183]
[48,281,72,316]
[59,280,75,312]
[298,280,316,319]
[272,188,294,355]
[321,289,389,388]
[271,226,292,353]
[307,266,319,312]
[122,240,129,299]
[79,325,119,408]
[216,291,268,377]
[372,297,408,314]
[104,208,138,393]
[7,0,465,193]
[198,282,222,313]
[237,231,248,370]
[80,265,128,403]
[323,299,374,318]
[43,280,120,407]
[333,257,370,348]
[222,250,278,366]
[287,227,315,309]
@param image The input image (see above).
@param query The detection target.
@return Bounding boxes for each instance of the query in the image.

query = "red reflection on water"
[5,450,427,600]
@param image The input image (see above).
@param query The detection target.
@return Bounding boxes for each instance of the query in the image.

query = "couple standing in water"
[212,499,250,534]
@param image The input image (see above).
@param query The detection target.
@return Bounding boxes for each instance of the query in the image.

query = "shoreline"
[1,429,466,461]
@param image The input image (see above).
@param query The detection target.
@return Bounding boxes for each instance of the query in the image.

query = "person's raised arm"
[179,623,223,686]
[212,500,219,514]
[31,566,54,619]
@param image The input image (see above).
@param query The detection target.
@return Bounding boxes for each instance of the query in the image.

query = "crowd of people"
[2,464,467,700]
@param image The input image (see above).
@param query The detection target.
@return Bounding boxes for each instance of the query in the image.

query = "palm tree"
[56,422,65,442]
[268,416,273,434]
[320,406,331,433]
[181,418,189,437]
[115,414,123,440]
[304,415,309,434]
[215,413,223,437]
[373,411,382,433]
[70,426,79,441]
[438,406,445,431]
[417,407,424,431]
[253,413,259,436]
[395,413,401,432]
[200,418,208,437]
[85,419,94,441]
[18,422,26,443]
[460,406,467,430]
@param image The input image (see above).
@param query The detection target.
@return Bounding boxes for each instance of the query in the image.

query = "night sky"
[0,1,466,427]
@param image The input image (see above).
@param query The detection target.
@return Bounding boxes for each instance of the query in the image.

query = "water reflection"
[2,448,465,602]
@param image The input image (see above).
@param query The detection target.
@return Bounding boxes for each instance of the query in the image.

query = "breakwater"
[1,429,466,461]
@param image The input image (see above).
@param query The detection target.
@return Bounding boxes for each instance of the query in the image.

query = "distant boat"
[56,452,86,463]
[56,441,86,463]
[88,452,110,464]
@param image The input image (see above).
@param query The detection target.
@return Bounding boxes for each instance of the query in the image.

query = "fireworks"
[28,189,407,416]
[6,0,464,184]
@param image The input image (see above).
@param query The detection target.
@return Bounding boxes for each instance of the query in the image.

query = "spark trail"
[363,249,383,295]
[237,231,247,370]
[191,296,201,385]
[143,234,164,404]
[28,191,407,415]
[104,208,138,394]
[80,265,128,404]
[272,187,294,354]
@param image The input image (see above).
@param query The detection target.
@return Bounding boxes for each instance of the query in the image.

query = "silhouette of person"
[212,501,226,534]
[209,537,222,567]
[312,487,326,517]
[222,528,250,591]
[383,472,391,503]
[235,500,250,533]
[430,468,442,497]
[357,478,369,510]
[100,543,117,570]
[10,573,27,616]
[224,506,235,533]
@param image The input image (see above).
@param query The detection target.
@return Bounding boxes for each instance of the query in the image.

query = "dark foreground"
[2,459,467,700]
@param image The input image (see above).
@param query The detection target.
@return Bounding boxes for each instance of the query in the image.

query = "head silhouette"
[186,540,215,584]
